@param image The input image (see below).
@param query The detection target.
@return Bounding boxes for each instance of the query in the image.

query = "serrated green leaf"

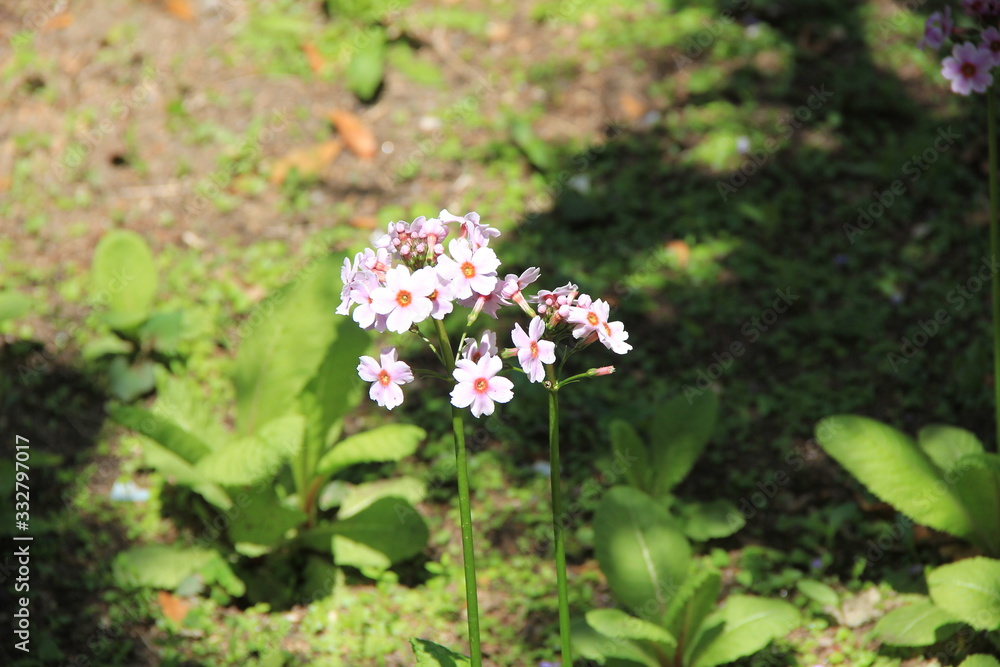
[346,27,385,102]
[92,230,157,330]
[874,599,962,646]
[133,436,232,509]
[651,391,719,496]
[338,477,426,519]
[570,616,659,667]
[231,255,344,434]
[609,420,651,492]
[664,565,721,664]
[918,425,984,470]
[107,357,156,402]
[594,486,691,617]
[689,595,799,667]
[410,638,472,666]
[0,291,30,323]
[330,496,428,569]
[949,453,1000,555]
[585,608,676,649]
[316,424,425,479]
[227,486,307,547]
[679,499,745,541]
[196,415,304,486]
[110,404,213,463]
[113,545,215,589]
[816,416,976,543]
[959,655,1000,667]
[139,310,184,355]
[928,557,1000,630]
[796,580,840,608]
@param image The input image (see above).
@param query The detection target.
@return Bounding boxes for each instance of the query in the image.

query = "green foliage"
[579,485,798,666]
[410,638,472,666]
[345,26,386,102]
[816,416,1000,556]
[873,598,961,646]
[960,656,1000,667]
[0,290,30,323]
[927,557,1000,631]
[607,391,738,541]
[91,229,157,330]
[110,255,428,603]
[113,544,244,597]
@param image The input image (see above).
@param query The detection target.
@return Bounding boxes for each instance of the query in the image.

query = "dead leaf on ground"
[349,216,378,230]
[157,590,190,623]
[269,141,342,185]
[619,93,646,122]
[665,240,690,268]
[329,110,377,160]
[165,0,195,21]
[302,42,325,74]
[42,13,74,32]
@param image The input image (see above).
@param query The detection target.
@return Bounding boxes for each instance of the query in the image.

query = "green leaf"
[928,557,1000,630]
[959,656,1000,667]
[131,436,231,509]
[689,595,799,667]
[664,565,721,664]
[0,290,30,323]
[585,608,677,649]
[81,335,133,360]
[345,27,385,102]
[609,420,651,492]
[107,357,155,402]
[651,391,719,496]
[113,545,215,589]
[796,580,840,609]
[510,118,554,172]
[227,487,307,547]
[679,499,745,541]
[91,230,157,330]
[918,425,984,470]
[874,599,962,646]
[109,404,213,464]
[138,310,184,355]
[330,496,428,569]
[337,477,426,519]
[594,486,691,616]
[410,638,472,666]
[815,416,976,542]
[196,415,304,486]
[950,453,1000,555]
[297,317,369,490]
[231,254,344,434]
[316,424,425,479]
[570,616,659,667]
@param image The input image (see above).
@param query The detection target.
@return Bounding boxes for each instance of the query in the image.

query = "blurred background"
[1,0,996,665]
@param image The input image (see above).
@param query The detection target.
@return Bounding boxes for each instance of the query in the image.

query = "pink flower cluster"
[920,3,1000,94]
[339,211,631,415]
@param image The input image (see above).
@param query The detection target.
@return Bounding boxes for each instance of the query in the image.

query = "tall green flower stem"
[545,366,573,664]
[990,87,1000,453]
[433,319,483,666]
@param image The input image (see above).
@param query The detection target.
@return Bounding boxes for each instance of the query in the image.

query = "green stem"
[546,367,573,664]
[990,87,1000,453]
[434,319,483,665]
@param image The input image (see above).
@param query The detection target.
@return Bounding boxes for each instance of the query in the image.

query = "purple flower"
[982,26,1000,66]
[942,41,995,95]
[919,8,952,50]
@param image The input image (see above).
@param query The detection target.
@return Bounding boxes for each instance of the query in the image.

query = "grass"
[2,0,998,664]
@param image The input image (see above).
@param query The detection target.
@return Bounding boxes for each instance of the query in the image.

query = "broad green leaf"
[950,453,1000,555]
[346,27,385,102]
[679,499,745,541]
[316,424,425,479]
[132,436,232,509]
[153,371,229,451]
[138,310,184,355]
[651,391,719,496]
[609,420,651,492]
[689,595,799,667]
[570,616,659,667]
[113,545,215,589]
[107,357,155,402]
[231,255,344,434]
[81,335,132,360]
[297,318,369,491]
[595,486,691,616]
[918,425,984,470]
[109,404,212,463]
[330,496,428,569]
[0,291,30,323]
[410,638,472,666]
[227,487,307,547]
[510,118,554,172]
[199,554,246,597]
[874,599,962,646]
[960,656,1000,667]
[585,608,677,649]
[196,415,304,486]
[796,580,840,609]
[92,230,157,330]
[664,565,721,664]
[337,477,426,520]
[928,557,1000,630]
[816,416,976,541]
